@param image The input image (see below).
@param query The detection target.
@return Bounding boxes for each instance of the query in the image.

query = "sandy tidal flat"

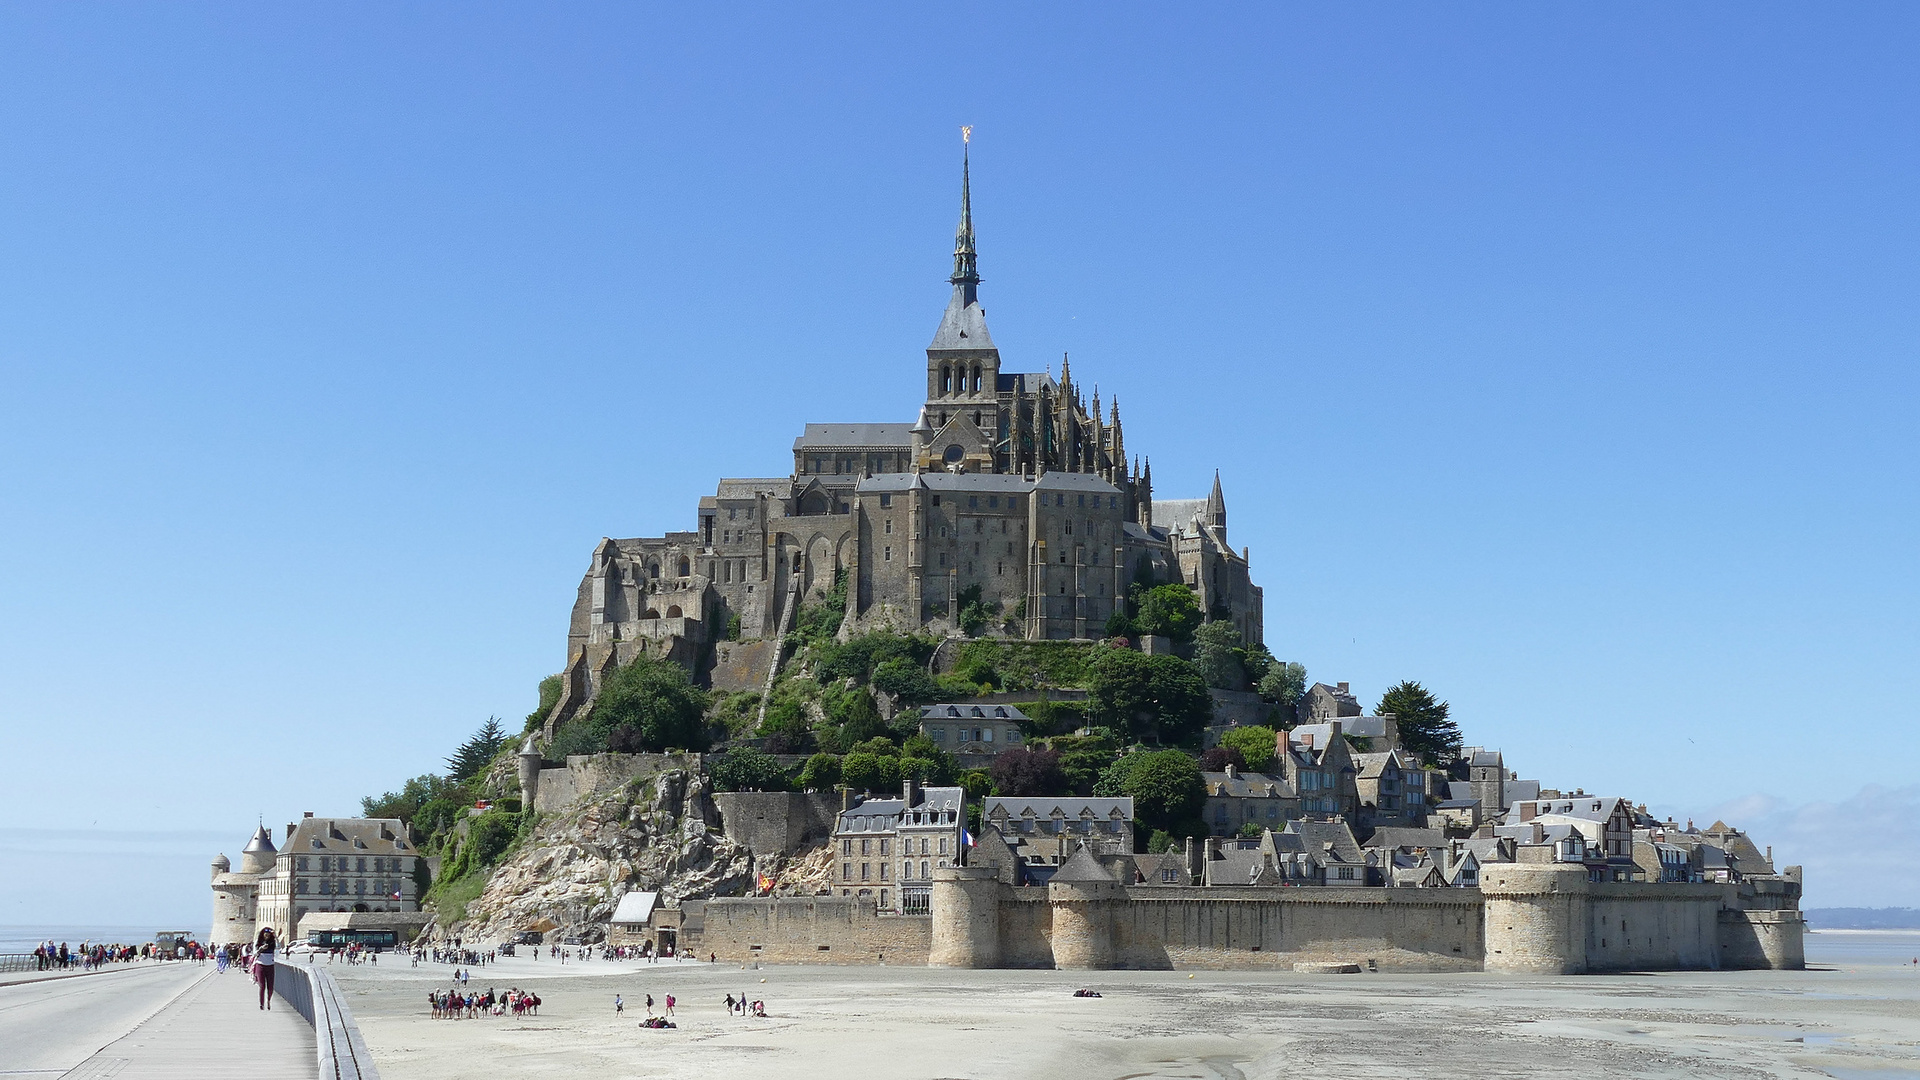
[328,932,1920,1080]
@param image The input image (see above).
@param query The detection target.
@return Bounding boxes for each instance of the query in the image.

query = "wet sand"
[327,933,1920,1080]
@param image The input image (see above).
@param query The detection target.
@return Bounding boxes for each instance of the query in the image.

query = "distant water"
[1805,929,1920,968]
[0,926,184,952]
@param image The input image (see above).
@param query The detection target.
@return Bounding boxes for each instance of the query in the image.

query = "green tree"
[831,687,889,745]
[1191,621,1247,690]
[1146,655,1212,745]
[841,751,900,792]
[709,746,789,792]
[797,753,842,791]
[1094,749,1206,850]
[524,676,563,734]
[1048,733,1121,796]
[871,657,940,705]
[1133,584,1202,642]
[1217,725,1278,772]
[445,717,507,782]
[1257,661,1307,708]
[1376,680,1461,763]
[578,653,710,752]
[361,774,469,837]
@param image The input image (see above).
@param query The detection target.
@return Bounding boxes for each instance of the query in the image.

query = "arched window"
[647,562,660,579]
[665,605,683,619]
[971,364,981,393]
[642,608,661,620]
[677,557,690,577]
[941,365,951,394]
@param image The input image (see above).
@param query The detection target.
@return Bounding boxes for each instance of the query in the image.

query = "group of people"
[30,933,156,968]
[722,993,767,1018]
[428,985,541,1018]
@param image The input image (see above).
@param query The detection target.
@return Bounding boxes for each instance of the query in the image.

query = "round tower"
[1046,847,1124,970]
[518,739,544,810]
[929,865,1001,968]
[239,824,278,875]
[210,853,230,881]
[1481,863,1589,974]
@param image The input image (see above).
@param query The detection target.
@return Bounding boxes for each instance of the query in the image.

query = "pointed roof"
[1205,470,1226,527]
[929,132,996,354]
[242,825,277,856]
[1050,844,1116,883]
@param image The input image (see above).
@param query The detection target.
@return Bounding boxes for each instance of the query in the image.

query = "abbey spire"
[928,128,996,356]
[950,130,980,303]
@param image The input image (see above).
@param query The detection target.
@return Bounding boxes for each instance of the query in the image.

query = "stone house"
[1201,763,1299,836]
[1282,819,1370,886]
[832,780,966,913]
[1506,795,1638,882]
[243,813,423,946]
[981,796,1135,886]
[1296,682,1362,725]
[1353,749,1430,831]
[1278,721,1359,820]
[917,703,1028,766]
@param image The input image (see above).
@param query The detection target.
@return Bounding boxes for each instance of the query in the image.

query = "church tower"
[924,130,1003,470]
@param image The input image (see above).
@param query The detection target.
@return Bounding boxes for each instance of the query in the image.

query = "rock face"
[443,767,783,946]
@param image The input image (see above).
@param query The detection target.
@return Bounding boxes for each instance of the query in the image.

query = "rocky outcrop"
[436,765,825,946]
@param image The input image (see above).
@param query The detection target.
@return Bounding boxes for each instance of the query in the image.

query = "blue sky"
[1,6,1915,923]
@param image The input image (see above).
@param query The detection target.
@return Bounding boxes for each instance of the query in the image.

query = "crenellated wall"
[916,865,1802,974]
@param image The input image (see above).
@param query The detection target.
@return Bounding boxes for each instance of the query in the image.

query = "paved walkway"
[28,965,314,1080]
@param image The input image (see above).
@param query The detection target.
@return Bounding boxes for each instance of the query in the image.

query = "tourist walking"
[664,994,675,1017]
[615,994,623,1016]
[253,928,277,1011]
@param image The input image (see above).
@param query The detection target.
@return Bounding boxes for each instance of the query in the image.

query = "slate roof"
[985,797,1133,821]
[1342,715,1395,741]
[1201,770,1295,799]
[1283,820,1364,863]
[920,703,1030,723]
[286,817,412,856]
[1050,844,1116,883]
[715,478,794,500]
[1363,827,1448,851]
[1152,499,1209,533]
[611,891,657,926]
[1353,750,1414,779]
[793,424,916,450]
[242,825,278,856]
[929,291,997,352]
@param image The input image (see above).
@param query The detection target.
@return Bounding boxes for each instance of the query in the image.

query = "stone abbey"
[551,147,1261,705]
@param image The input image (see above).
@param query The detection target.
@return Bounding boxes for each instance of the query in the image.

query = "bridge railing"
[276,960,382,1080]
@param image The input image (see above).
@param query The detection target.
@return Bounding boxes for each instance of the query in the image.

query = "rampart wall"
[678,897,931,966]
[530,753,705,815]
[711,792,842,859]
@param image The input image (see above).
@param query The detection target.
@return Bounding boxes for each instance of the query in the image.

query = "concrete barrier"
[277,960,382,1079]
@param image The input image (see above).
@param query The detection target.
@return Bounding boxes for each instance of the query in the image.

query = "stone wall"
[531,753,706,815]
[709,640,778,693]
[1584,883,1724,971]
[1124,888,1484,971]
[678,897,931,965]
[711,791,842,859]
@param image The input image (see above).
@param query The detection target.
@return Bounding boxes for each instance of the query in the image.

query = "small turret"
[239,824,277,875]
[211,853,231,880]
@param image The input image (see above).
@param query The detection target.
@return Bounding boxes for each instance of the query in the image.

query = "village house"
[832,780,966,913]
[1278,721,1359,821]
[1201,763,1299,836]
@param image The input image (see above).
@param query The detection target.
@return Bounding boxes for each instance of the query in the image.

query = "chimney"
[841,787,855,813]
[1532,822,1545,844]
[1519,803,1536,822]
[1336,682,1349,694]
[903,777,919,808]
[304,811,314,818]
[1224,763,1237,780]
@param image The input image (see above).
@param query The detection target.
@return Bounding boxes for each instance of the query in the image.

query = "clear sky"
[2,5,1914,924]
